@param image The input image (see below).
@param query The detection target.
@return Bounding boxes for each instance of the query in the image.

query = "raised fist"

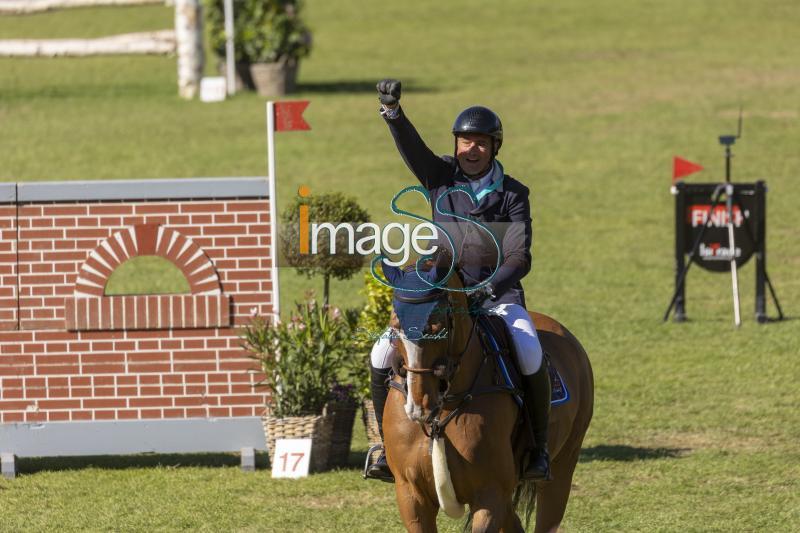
[376,79,402,106]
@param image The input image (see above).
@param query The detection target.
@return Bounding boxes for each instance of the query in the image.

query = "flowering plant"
[242,293,357,417]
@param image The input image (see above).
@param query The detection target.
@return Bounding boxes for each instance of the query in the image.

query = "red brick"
[208,407,230,417]
[93,375,115,386]
[81,363,124,374]
[163,408,186,418]
[220,395,264,406]
[26,411,47,422]
[117,387,138,396]
[83,398,126,409]
[72,411,93,421]
[94,387,116,397]
[186,408,207,417]
[39,399,81,409]
[48,411,71,421]
[70,376,90,386]
[163,386,183,395]
[82,353,124,364]
[174,396,205,407]
[71,387,93,397]
[140,386,161,396]
[138,375,160,385]
[173,361,216,372]
[116,375,137,385]
[162,375,183,385]
[226,202,268,212]
[94,410,117,420]
[2,412,24,423]
[128,352,169,363]
[185,374,206,384]
[117,410,139,420]
[181,203,221,214]
[89,205,133,215]
[42,205,87,216]
[127,363,170,374]
[232,407,255,417]
[141,409,162,419]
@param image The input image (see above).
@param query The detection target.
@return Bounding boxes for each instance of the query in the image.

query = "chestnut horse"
[382,269,594,532]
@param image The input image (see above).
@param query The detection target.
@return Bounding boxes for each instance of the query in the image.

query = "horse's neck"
[449,313,490,394]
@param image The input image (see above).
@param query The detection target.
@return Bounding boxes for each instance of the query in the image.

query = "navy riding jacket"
[384,108,533,309]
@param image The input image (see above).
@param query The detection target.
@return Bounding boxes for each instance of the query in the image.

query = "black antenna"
[719,106,744,182]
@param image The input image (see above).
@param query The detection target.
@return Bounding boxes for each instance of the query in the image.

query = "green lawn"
[1,0,799,530]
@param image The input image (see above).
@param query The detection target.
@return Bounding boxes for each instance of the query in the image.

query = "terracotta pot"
[249,59,299,97]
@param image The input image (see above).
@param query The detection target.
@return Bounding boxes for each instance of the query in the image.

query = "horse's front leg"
[395,479,439,533]
[470,486,515,533]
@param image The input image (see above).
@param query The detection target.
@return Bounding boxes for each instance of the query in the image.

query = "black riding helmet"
[452,106,503,156]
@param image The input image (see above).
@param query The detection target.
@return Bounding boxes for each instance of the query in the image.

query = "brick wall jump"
[0,178,274,425]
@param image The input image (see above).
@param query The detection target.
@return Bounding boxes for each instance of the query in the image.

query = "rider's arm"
[490,185,533,297]
[383,106,453,190]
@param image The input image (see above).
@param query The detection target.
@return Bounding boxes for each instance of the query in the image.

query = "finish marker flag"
[274,100,311,131]
[266,100,312,318]
[673,156,704,182]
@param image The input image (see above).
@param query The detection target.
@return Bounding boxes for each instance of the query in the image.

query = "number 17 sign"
[271,438,312,479]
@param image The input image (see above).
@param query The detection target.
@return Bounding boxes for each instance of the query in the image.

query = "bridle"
[390,289,483,438]
[391,289,476,384]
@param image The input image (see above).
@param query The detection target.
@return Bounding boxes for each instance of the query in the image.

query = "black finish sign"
[680,183,758,272]
[668,181,774,322]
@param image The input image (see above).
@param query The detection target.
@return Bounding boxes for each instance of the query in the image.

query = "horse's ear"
[381,260,404,286]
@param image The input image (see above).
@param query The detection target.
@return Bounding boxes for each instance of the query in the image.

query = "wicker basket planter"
[361,399,383,448]
[262,411,334,473]
[326,401,358,468]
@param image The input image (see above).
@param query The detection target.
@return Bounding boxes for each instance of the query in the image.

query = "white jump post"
[174,0,202,99]
[0,0,202,100]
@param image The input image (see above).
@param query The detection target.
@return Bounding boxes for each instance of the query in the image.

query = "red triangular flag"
[274,101,311,132]
[673,156,703,181]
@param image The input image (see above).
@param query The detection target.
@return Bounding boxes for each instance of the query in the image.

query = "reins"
[390,300,520,443]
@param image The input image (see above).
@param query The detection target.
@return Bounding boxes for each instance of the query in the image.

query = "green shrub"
[280,191,371,305]
[205,0,312,64]
[348,271,394,400]
[242,295,356,417]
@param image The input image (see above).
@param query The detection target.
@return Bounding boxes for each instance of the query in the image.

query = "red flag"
[673,156,703,181]
[274,101,311,131]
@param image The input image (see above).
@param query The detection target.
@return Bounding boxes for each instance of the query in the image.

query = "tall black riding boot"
[365,365,394,482]
[521,362,551,481]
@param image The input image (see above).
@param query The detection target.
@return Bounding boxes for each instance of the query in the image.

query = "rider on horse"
[366,79,552,483]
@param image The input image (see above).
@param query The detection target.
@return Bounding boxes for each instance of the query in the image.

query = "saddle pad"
[478,315,570,406]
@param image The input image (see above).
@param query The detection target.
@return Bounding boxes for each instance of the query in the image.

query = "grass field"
[1,0,799,531]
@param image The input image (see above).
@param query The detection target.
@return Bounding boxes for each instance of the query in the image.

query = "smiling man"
[365,79,553,483]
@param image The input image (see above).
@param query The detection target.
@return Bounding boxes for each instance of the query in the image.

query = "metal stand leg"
[241,447,256,472]
[1,453,16,480]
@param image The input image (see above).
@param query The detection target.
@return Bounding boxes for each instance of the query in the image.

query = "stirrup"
[521,449,552,482]
[363,444,394,482]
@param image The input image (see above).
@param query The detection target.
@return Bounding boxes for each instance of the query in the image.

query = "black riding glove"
[467,283,496,309]
[376,79,402,106]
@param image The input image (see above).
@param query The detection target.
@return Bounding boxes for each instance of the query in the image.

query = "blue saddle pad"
[478,315,570,406]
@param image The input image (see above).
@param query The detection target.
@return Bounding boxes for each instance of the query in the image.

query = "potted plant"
[242,294,356,471]
[205,0,312,95]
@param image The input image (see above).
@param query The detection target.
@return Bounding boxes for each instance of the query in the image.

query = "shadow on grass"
[295,79,437,95]
[16,451,270,474]
[579,445,689,462]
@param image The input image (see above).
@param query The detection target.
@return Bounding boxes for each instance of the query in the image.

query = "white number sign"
[271,438,312,479]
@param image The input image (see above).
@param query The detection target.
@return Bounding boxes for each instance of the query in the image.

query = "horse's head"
[383,257,471,425]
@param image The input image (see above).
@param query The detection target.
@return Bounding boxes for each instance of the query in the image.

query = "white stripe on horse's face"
[401,337,424,422]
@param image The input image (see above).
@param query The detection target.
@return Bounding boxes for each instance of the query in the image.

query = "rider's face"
[455,133,493,177]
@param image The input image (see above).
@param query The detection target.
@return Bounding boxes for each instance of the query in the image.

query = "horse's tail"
[512,480,537,529]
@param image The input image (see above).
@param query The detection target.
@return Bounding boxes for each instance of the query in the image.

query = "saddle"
[477,314,569,407]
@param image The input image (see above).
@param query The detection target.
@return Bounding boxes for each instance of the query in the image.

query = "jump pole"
[266,101,280,320]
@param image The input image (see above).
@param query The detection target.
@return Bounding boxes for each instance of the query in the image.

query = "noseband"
[392,289,477,390]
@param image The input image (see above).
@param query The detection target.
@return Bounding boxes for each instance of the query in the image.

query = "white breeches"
[370,303,543,376]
